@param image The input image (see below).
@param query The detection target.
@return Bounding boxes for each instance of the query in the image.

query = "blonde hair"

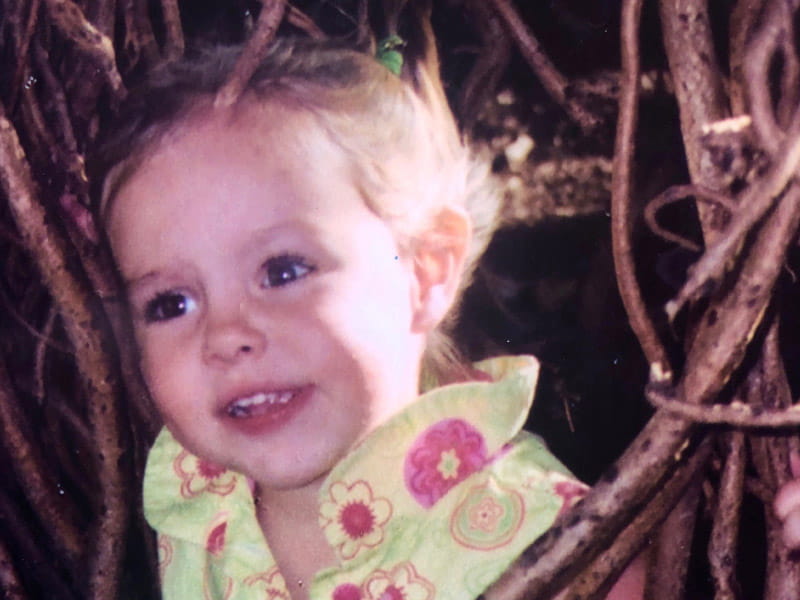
[93,38,501,384]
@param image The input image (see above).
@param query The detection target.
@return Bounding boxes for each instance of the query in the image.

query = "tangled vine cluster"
[1,1,800,599]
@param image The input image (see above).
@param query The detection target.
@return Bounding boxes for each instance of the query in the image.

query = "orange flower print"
[363,562,435,600]
[245,567,291,599]
[173,449,238,498]
[320,480,392,560]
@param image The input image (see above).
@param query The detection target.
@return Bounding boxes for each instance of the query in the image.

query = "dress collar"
[321,355,538,499]
[143,355,540,577]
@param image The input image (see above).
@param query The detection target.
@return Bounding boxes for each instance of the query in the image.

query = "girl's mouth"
[221,385,310,435]
[226,390,296,418]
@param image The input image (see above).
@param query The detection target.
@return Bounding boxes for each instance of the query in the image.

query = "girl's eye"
[143,292,197,323]
[261,254,315,288]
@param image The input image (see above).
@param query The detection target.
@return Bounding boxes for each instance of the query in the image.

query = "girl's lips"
[220,384,311,436]
[226,389,297,418]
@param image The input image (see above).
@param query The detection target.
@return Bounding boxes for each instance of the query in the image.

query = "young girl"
[94,39,643,600]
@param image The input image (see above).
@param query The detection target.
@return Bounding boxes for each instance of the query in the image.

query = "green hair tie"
[376,34,406,76]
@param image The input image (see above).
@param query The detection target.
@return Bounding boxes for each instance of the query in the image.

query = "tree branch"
[43,0,126,97]
[647,390,800,428]
[666,112,800,320]
[160,0,184,59]
[708,432,744,600]
[32,41,87,187]
[286,4,326,39]
[0,533,26,600]
[458,0,512,128]
[659,0,729,230]
[485,99,800,600]
[121,0,160,67]
[0,105,128,600]
[563,440,711,600]
[646,479,703,600]
[8,0,42,111]
[0,359,83,563]
[729,0,766,115]
[743,0,796,154]
[644,184,737,254]
[680,181,800,399]
[0,489,78,599]
[486,0,600,131]
[611,0,673,383]
[215,0,288,108]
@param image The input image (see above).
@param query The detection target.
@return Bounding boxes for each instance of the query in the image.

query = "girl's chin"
[250,465,334,500]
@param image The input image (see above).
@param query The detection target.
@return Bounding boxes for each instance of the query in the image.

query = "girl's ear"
[410,206,471,333]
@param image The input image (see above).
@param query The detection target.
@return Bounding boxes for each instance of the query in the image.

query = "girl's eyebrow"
[238,221,328,256]
[122,259,196,291]
[123,270,161,290]
[247,220,317,242]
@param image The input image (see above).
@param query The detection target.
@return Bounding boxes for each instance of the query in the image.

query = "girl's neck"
[255,478,337,600]
[256,476,322,520]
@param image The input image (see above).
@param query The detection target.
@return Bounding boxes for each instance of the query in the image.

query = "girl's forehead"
[109,101,356,226]
[157,99,320,157]
[101,97,317,221]
[111,99,343,210]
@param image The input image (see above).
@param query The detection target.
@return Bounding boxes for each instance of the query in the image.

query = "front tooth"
[228,390,296,417]
[239,393,267,407]
[236,391,293,406]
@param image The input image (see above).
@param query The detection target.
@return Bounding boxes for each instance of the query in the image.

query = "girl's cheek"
[774,478,800,550]
[782,508,800,550]
[136,332,179,391]
[774,478,800,519]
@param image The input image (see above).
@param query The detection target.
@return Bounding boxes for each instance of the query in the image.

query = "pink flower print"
[245,567,291,599]
[404,418,488,508]
[205,522,227,556]
[364,562,435,600]
[173,450,238,498]
[333,583,362,600]
[320,480,392,560]
[204,512,230,557]
[469,496,505,533]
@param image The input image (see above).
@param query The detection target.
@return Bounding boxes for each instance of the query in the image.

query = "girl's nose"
[202,303,266,364]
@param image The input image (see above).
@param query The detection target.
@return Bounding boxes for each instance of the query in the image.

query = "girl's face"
[107,103,432,493]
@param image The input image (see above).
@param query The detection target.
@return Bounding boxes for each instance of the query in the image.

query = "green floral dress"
[143,355,587,600]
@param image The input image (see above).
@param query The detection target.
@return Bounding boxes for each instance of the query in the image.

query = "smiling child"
[94,39,643,600]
